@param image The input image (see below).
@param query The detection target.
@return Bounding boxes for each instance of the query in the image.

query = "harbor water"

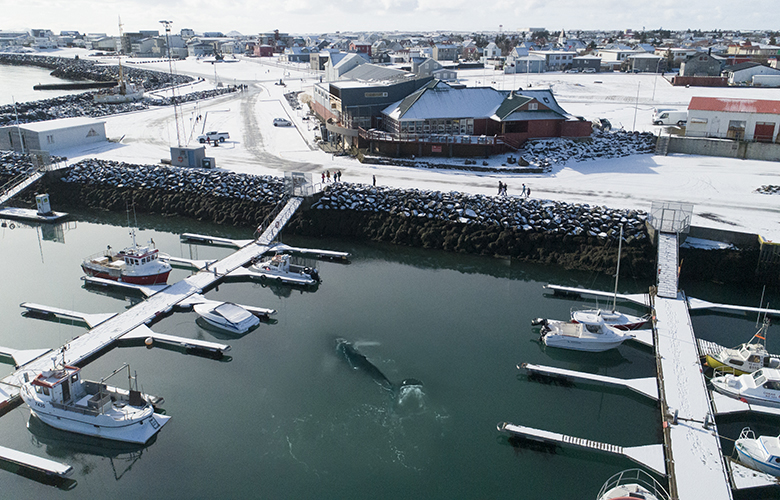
[0,209,777,499]
[0,63,90,106]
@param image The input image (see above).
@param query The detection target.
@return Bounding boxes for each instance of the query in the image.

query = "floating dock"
[0,196,304,408]
[653,232,732,500]
[525,230,739,499]
[0,444,73,477]
[519,362,658,400]
[0,207,69,223]
[497,422,666,475]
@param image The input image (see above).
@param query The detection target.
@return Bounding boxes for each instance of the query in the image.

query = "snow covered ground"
[39,48,780,241]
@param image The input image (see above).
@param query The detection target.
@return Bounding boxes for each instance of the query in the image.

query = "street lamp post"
[160,20,182,147]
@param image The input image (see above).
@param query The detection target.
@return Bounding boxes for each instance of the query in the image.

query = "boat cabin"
[752,369,780,390]
[30,366,86,406]
[119,246,161,267]
[723,343,779,371]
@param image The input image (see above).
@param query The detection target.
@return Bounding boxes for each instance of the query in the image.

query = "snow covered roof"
[382,82,572,123]
[726,61,768,72]
[383,81,506,121]
[689,96,780,115]
[340,63,413,82]
[14,116,105,132]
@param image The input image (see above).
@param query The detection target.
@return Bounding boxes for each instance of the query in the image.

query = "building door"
[754,122,775,142]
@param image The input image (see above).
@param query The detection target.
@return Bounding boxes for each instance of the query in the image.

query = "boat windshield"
[753,370,766,387]
[585,324,602,334]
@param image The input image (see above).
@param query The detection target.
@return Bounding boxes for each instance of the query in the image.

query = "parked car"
[582,68,597,73]
[197,131,229,143]
[565,68,579,73]
[273,118,292,127]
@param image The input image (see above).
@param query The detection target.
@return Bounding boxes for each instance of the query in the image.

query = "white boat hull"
[736,439,780,477]
[710,376,780,408]
[543,334,628,352]
[194,302,259,335]
[540,319,634,352]
[28,406,170,444]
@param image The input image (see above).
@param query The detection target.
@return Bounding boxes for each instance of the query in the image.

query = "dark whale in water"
[335,338,422,394]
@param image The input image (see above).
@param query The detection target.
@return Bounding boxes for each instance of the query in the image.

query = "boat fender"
[530,318,547,327]
[145,337,154,348]
[9,223,15,229]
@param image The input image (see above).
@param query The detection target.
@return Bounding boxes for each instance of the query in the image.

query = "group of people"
[322,170,342,183]
[497,181,532,199]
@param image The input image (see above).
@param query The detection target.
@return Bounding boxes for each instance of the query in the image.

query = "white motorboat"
[193,301,260,335]
[596,469,670,500]
[248,253,320,286]
[710,367,780,407]
[20,364,169,444]
[734,427,780,477]
[705,318,778,375]
[538,318,635,352]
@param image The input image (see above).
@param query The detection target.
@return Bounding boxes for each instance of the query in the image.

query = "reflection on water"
[27,415,149,482]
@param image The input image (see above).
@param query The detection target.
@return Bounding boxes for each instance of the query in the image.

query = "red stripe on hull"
[82,267,170,285]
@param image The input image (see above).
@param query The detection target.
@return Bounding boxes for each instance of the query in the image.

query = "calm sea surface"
[0,63,90,106]
[2,68,779,499]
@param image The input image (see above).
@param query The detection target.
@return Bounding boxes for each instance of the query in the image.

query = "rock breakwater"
[5,158,654,277]
[0,54,237,126]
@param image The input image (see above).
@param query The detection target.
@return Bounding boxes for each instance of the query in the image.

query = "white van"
[652,109,687,126]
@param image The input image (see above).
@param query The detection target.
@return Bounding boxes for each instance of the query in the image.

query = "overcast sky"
[3,1,779,36]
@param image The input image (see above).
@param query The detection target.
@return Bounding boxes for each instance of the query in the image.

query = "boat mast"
[612,225,623,313]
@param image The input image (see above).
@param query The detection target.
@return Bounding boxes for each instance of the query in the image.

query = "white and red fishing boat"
[81,230,171,285]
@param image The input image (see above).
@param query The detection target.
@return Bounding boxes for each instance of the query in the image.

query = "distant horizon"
[3,2,779,39]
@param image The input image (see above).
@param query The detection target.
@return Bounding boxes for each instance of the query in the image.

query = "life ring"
[177,156,184,162]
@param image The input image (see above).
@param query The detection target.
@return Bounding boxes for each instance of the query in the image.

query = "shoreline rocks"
[0,155,763,283]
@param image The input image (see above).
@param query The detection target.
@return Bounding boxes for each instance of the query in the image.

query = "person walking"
[526,187,531,199]
[372,174,376,186]
[326,170,331,182]
[321,172,325,183]
[522,183,526,197]
[497,181,503,195]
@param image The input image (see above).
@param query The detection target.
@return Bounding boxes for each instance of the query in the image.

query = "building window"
[528,103,538,110]
[46,135,54,144]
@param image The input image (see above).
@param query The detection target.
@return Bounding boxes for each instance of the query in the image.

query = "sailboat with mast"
[570,226,650,331]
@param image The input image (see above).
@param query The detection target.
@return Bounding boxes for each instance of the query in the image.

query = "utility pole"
[632,82,640,131]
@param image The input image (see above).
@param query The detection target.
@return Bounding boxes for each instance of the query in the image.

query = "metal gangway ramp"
[649,201,733,500]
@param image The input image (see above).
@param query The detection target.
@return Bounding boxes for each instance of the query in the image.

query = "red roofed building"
[686,96,780,142]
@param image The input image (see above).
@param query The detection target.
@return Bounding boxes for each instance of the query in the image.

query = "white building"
[725,62,780,85]
[686,96,780,142]
[0,117,107,154]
